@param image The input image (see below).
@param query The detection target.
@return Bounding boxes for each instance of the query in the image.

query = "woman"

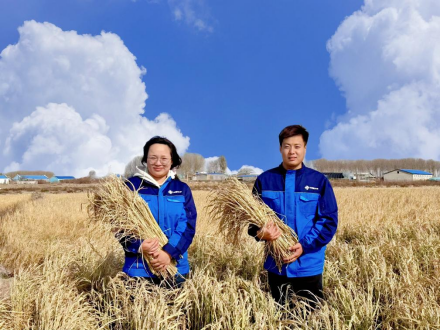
[119,136,197,286]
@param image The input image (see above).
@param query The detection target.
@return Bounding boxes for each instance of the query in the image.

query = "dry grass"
[206,178,297,271]
[0,195,30,213]
[0,187,439,329]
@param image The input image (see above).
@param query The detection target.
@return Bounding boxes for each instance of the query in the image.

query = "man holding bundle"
[248,125,338,308]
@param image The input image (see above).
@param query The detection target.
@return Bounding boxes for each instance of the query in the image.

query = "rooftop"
[16,175,49,180]
[400,169,432,175]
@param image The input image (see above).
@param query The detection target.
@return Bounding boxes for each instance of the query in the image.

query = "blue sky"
[0,0,439,176]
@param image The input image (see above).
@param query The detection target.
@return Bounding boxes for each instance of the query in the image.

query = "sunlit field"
[0,187,439,329]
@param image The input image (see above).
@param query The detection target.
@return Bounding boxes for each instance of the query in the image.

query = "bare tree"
[218,156,228,174]
[178,153,205,179]
[124,156,146,178]
[206,158,221,173]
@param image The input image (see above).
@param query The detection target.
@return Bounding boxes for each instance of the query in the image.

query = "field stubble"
[0,187,439,329]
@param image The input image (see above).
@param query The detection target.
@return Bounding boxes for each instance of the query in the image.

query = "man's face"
[280,135,306,170]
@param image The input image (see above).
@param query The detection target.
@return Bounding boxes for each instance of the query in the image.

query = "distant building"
[0,175,10,184]
[192,172,227,181]
[49,176,76,183]
[192,172,208,181]
[12,175,49,182]
[322,172,344,180]
[355,172,376,182]
[383,169,432,182]
[237,174,259,182]
[207,173,227,181]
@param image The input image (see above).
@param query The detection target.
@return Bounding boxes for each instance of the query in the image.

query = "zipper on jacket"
[285,170,296,232]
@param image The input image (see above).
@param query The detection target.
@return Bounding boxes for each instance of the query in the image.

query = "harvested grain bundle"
[206,178,297,272]
[88,175,177,277]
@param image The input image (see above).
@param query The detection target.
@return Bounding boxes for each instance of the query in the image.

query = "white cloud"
[174,8,183,20]
[320,0,440,160]
[229,165,263,176]
[168,0,214,33]
[131,0,213,31]
[0,21,190,177]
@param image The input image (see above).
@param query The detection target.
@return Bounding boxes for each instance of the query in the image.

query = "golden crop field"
[0,187,439,329]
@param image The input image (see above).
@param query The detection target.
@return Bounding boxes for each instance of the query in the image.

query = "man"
[248,125,338,308]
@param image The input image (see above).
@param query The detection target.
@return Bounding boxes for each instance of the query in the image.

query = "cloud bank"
[0,21,189,176]
[320,0,440,160]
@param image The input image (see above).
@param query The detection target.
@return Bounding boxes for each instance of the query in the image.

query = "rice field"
[0,186,439,329]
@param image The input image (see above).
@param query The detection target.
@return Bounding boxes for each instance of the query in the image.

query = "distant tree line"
[310,158,440,177]
[177,154,228,179]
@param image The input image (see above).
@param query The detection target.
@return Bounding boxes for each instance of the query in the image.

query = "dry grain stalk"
[206,178,298,272]
[87,175,177,277]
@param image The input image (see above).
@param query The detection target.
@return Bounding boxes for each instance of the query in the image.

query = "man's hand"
[283,243,303,264]
[141,238,159,257]
[150,250,172,273]
[256,221,281,241]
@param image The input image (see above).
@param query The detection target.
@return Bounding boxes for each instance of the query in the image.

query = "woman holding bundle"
[119,136,197,287]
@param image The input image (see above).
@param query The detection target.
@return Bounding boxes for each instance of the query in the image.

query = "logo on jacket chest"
[168,190,182,195]
[305,185,319,191]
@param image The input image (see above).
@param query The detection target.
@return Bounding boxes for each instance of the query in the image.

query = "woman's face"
[146,143,172,180]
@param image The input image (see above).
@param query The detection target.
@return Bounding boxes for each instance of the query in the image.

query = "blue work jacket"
[249,163,338,277]
[119,176,197,277]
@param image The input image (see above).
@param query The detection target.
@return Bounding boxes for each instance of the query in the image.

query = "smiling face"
[146,143,172,181]
[280,135,306,170]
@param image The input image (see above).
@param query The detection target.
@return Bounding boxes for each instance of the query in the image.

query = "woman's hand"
[150,250,172,273]
[141,238,159,257]
[256,221,281,241]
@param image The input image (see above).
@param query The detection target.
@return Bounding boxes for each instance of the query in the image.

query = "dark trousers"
[268,272,323,309]
[145,273,187,289]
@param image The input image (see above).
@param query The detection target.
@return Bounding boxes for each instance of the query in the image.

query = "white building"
[383,169,433,182]
[207,173,227,181]
[0,175,10,184]
[355,172,376,182]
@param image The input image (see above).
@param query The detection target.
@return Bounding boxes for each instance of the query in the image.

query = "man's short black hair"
[279,125,309,146]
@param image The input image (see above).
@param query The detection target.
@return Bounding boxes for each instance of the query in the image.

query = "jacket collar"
[134,166,175,188]
[278,162,307,176]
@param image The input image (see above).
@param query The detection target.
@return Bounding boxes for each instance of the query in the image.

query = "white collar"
[134,166,175,188]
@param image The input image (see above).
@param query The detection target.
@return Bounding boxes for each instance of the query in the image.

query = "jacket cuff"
[298,239,312,254]
[162,243,181,260]
[248,224,263,242]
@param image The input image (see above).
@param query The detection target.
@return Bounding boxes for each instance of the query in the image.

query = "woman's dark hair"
[279,125,309,146]
[142,136,182,170]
